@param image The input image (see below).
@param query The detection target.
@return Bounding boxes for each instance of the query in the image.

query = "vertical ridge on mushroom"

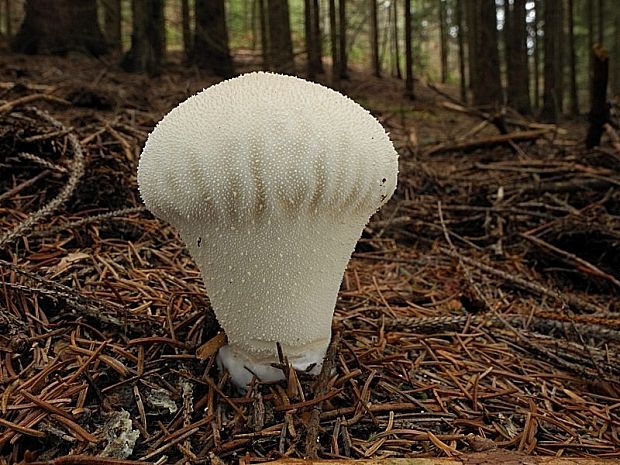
[138,72,398,388]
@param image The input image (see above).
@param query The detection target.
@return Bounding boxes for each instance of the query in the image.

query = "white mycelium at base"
[137,72,398,388]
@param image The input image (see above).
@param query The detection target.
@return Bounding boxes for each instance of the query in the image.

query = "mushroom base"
[217,339,328,389]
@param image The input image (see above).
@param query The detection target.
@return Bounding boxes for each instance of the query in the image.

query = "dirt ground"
[0,51,619,464]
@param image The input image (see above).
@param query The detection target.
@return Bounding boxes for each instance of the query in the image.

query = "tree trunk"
[312,0,324,73]
[465,0,476,95]
[504,0,514,100]
[587,0,594,106]
[567,0,579,115]
[585,45,609,147]
[259,0,269,68]
[328,0,339,88]
[456,0,466,102]
[392,0,402,80]
[540,0,564,122]
[304,0,316,79]
[613,1,620,96]
[267,0,295,73]
[369,0,380,77]
[404,0,413,98]
[467,0,502,106]
[533,0,541,108]
[121,0,164,75]
[192,0,234,77]
[181,0,191,62]
[505,0,531,114]
[3,0,11,38]
[338,0,348,79]
[101,0,122,52]
[11,0,107,56]
[439,0,448,83]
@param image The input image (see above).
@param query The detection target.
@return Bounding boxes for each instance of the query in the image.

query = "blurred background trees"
[0,0,618,121]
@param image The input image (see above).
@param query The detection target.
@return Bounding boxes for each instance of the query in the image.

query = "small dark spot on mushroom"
[197,237,202,247]
[381,178,386,184]
[380,194,387,201]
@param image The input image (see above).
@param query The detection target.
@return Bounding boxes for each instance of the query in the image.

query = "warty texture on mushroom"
[138,72,398,388]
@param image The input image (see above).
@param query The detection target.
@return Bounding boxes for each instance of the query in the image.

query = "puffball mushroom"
[138,72,398,388]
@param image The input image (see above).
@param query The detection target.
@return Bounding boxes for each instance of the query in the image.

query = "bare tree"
[122,0,164,75]
[181,0,191,62]
[456,0,467,102]
[369,0,380,77]
[392,0,402,79]
[467,0,502,106]
[328,0,339,87]
[101,0,122,52]
[404,0,414,98]
[11,0,107,56]
[258,0,269,68]
[567,0,579,115]
[193,0,234,77]
[540,0,564,122]
[533,0,542,108]
[613,1,620,96]
[439,0,448,83]
[267,0,295,73]
[312,0,324,73]
[3,0,12,38]
[338,0,348,79]
[505,0,531,114]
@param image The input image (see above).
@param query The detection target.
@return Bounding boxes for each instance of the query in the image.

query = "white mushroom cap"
[138,72,398,388]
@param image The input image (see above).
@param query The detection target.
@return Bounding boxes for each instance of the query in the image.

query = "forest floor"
[0,51,619,464]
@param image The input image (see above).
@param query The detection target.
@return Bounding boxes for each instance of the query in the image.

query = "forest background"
[1,0,619,122]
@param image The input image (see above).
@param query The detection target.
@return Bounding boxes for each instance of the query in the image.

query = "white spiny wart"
[138,72,398,388]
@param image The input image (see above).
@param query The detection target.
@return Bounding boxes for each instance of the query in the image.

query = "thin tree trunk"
[587,0,594,107]
[505,0,531,114]
[386,0,394,76]
[251,0,258,50]
[305,0,316,79]
[613,1,620,96]
[567,0,579,115]
[259,0,269,68]
[585,45,609,147]
[504,0,515,101]
[439,0,448,83]
[468,0,502,106]
[464,0,477,95]
[121,0,163,75]
[338,0,348,78]
[404,0,413,98]
[392,0,401,79]
[456,0,466,102]
[312,0,324,73]
[533,0,541,108]
[156,0,166,62]
[556,0,564,114]
[541,0,563,121]
[101,0,122,52]
[4,0,11,38]
[267,0,294,73]
[181,0,191,61]
[369,0,380,77]
[328,0,339,87]
[193,0,234,77]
